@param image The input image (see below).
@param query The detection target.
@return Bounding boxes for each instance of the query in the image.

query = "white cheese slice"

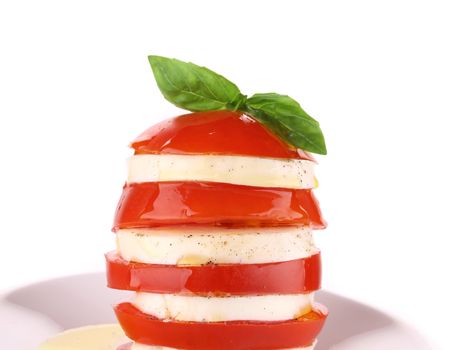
[131,344,177,350]
[132,340,317,350]
[37,324,128,350]
[132,292,314,322]
[127,154,316,189]
[117,226,317,265]
[38,324,316,350]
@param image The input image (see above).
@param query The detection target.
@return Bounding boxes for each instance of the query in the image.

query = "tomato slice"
[114,302,327,350]
[105,251,321,295]
[131,110,314,161]
[113,182,326,230]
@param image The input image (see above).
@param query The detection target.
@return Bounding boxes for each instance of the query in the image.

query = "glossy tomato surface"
[113,182,326,230]
[115,302,327,350]
[131,111,314,160]
[106,251,321,295]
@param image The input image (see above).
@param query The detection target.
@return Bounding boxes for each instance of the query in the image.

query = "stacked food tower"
[106,56,328,350]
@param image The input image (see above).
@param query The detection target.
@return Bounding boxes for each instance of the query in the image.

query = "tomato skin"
[114,302,327,350]
[113,182,326,230]
[105,251,321,295]
[131,111,314,161]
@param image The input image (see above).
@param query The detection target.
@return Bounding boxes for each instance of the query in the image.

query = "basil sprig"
[148,55,327,155]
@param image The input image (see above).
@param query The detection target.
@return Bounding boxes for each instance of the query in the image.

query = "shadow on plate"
[4,272,428,350]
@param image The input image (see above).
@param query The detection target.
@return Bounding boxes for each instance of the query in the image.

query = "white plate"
[1,272,433,350]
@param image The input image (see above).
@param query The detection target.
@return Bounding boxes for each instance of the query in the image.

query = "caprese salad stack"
[106,56,329,350]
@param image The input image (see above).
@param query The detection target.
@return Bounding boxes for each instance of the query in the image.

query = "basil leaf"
[147,56,327,155]
[148,56,246,112]
[244,93,327,155]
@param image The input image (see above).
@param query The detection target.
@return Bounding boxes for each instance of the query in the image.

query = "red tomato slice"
[131,110,314,161]
[105,251,321,295]
[114,302,327,350]
[113,182,326,230]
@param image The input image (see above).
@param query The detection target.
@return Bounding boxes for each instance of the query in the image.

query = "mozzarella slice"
[132,341,317,350]
[38,324,316,350]
[132,292,314,322]
[131,344,177,350]
[38,324,128,350]
[127,154,316,189]
[117,226,317,265]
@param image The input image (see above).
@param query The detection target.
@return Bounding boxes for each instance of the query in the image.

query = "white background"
[1,0,462,349]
